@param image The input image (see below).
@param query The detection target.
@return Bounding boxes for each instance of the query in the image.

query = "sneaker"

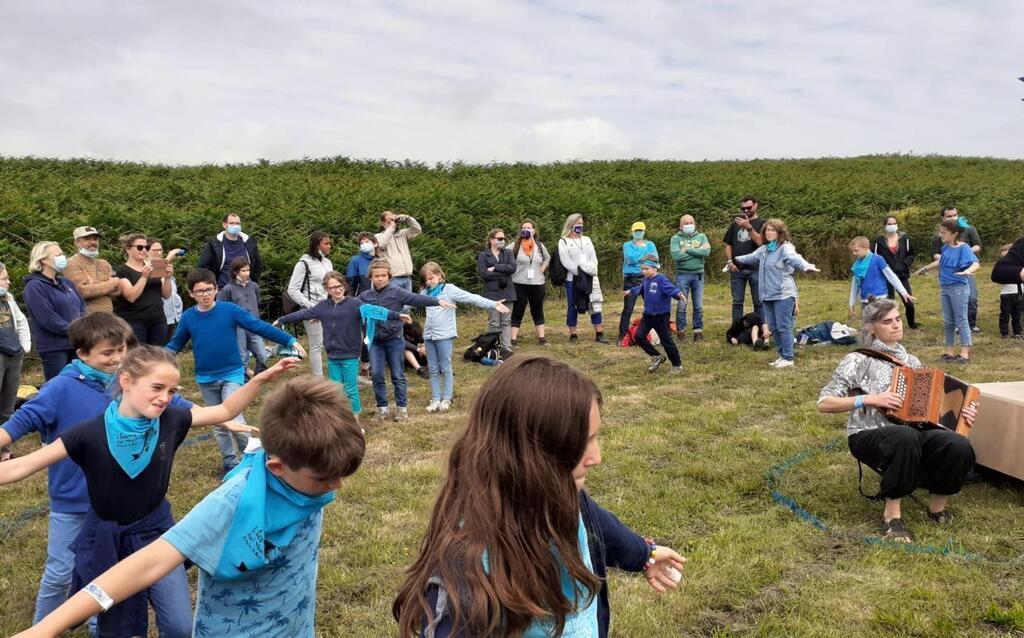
[774,359,794,368]
[393,406,409,422]
[675,330,686,342]
[510,339,518,347]
[647,355,667,373]
[416,367,430,379]
[669,366,683,374]
[595,333,610,344]
[1015,335,1024,340]
[952,355,970,364]
[538,337,549,346]
[939,353,956,363]
[357,376,372,388]
[374,407,390,422]
[693,331,703,342]
[768,357,784,367]
[426,400,441,413]
[438,400,451,412]
[569,334,578,344]
[970,326,982,333]
[499,348,514,360]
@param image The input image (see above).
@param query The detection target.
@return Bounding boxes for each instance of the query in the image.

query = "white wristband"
[84,583,114,611]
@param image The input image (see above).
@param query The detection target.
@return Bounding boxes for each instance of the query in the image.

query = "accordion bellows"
[886,367,980,436]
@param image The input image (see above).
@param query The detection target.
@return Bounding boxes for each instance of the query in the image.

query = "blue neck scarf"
[425,283,446,297]
[70,359,115,386]
[523,515,598,637]
[851,254,872,281]
[359,303,392,345]
[215,449,335,580]
[957,216,970,229]
[104,400,161,479]
[765,240,780,252]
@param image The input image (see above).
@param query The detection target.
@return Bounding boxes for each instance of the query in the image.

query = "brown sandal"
[927,510,952,524]
[882,517,913,543]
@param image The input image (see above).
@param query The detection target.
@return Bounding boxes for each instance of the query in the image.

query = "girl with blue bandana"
[0,345,299,637]
[847,236,915,320]
[394,355,685,637]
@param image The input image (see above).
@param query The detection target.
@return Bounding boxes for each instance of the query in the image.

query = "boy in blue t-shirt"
[0,312,194,627]
[167,268,307,473]
[27,375,366,638]
[623,255,685,374]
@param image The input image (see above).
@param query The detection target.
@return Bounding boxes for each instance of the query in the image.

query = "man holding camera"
[724,195,766,322]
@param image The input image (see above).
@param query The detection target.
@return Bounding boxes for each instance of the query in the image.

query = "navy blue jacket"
[278,297,399,359]
[357,285,440,342]
[423,490,649,637]
[22,272,86,353]
[628,273,682,316]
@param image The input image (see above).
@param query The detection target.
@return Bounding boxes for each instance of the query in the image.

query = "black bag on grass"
[464,332,502,363]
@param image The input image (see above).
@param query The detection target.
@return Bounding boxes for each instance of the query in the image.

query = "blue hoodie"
[627,273,682,316]
[22,272,87,353]
[346,252,375,296]
[1,364,192,514]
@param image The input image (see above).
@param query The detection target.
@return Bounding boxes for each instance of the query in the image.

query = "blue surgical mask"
[226,223,241,235]
[885,224,898,234]
[79,248,99,258]
[0,287,7,297]
[360,242,375,254]
[572,224,584,235]
[52,255,68,272]
[681,224,696,235]
[632,230,645,240]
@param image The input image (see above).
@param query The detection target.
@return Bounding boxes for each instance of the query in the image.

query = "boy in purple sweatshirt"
[623,255,685,373]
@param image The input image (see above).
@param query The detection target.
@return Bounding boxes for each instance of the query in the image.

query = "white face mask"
[79,248,99,258]
[681,224,696,235]
[360,242,374,254]
[885,224,898,234]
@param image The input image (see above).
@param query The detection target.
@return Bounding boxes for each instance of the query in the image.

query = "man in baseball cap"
[64,226,121,313]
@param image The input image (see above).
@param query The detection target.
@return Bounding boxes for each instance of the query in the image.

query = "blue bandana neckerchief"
[70,359,115,386]
[103,400,160,479]
[957,216,970,229]
[425,283,446,297]
[765,240,780,252]
[850,254,872,281]
[215,449,335,580]
[359,303,392,346]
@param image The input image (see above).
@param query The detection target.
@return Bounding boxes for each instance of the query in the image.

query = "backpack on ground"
[549,239,568,288]
[619,317,676,347]
[464,332,502,363]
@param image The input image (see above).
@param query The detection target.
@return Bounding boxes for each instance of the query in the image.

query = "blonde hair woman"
[558,214,608,344]
[23,241,86,379]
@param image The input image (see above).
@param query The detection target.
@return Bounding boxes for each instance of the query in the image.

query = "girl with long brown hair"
[393,355,685,637]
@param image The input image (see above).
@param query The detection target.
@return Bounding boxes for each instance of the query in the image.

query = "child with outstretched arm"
[623,255,685,374]
[18,375,365,638]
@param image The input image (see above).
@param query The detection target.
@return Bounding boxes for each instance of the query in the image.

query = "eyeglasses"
[131,245,148,251]
[191,287,216,296]
[494,237,506,242]
[325,284,344,292]
[740,206,754,212]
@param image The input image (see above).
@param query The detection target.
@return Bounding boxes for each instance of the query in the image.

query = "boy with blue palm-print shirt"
[26,376,366,638]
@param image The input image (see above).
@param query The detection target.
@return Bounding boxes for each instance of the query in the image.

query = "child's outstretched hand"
[255,357,302,382]
[494,300,511,314]
[644,546,686,593]
[902,293,917,303]
[399,313,414,324]
[292,342,308,359]
[805,264,820,273]
[223,421,258,435]
[439,300,457,309]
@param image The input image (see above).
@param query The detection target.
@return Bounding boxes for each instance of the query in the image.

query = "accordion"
[886,366,980,436]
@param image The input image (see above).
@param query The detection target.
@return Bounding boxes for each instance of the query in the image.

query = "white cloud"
[1,0,1022,164]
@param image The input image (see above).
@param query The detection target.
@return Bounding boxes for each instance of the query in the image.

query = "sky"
[1,0,1023,165]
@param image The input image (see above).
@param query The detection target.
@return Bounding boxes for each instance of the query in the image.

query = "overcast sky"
[1,0,1022,165]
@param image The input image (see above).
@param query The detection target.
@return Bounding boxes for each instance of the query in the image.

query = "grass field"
[1,277,1023,637]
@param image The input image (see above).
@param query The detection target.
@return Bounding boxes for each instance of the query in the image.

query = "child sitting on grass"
[20,375,365,638]
[357,259,454,422]
[1,346,298,637]
[275,270,410,417]
[0,313,196,629]
[623,255,685,374]
[168,268,306,473]
[419,261,510,413]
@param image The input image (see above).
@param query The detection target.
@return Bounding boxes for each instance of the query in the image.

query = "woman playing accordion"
[817,298,977,542]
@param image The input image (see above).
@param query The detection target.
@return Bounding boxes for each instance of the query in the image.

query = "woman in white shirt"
[558,214,608,344]
[287,231,333,375]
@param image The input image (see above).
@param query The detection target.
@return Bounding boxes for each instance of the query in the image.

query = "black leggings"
[633,313,681,367]
[886,273,916,328]
[848,426,974,499]
[511,283,546,328]
[127,319,168,346]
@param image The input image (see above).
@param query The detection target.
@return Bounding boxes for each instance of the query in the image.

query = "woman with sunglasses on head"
[114,233,172,346]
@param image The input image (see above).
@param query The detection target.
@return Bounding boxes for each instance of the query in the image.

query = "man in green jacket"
[670,214,711,341]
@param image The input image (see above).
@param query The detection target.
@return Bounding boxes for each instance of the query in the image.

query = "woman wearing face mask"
[347,232,379,297]
[559,214,608,344]
[618,222,658,342]
[476,229,517,355]
[23,241,87,380]
[114,233,173,346]
[510,220,551,347]
[871,216,919,329]
[287,230,334,376]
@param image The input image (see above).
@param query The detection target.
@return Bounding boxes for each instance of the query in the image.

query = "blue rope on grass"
[0,433,214,542]
[766,436,1024,566]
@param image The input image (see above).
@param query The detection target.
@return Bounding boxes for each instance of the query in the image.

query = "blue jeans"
[327,357,362,414]
[967,274,979,329]
[236,329,269,373]
[425,338,455,402]
[198,380,249,469]
[95,563,192,637]
[729,270,761,323]
[762,297,796,361]
[39,349,76,382]
[618,274,644,338]
[564,281,602,328]
[674,272,705,332]
[34,511,96,633]
[941,284,973,347]
[392,276,413,313]
[371,337,408,407]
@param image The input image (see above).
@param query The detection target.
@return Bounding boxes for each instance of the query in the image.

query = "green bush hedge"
[2,155,1021,316]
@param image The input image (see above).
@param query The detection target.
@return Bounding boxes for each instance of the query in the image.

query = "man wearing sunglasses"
[724,195,766,323]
